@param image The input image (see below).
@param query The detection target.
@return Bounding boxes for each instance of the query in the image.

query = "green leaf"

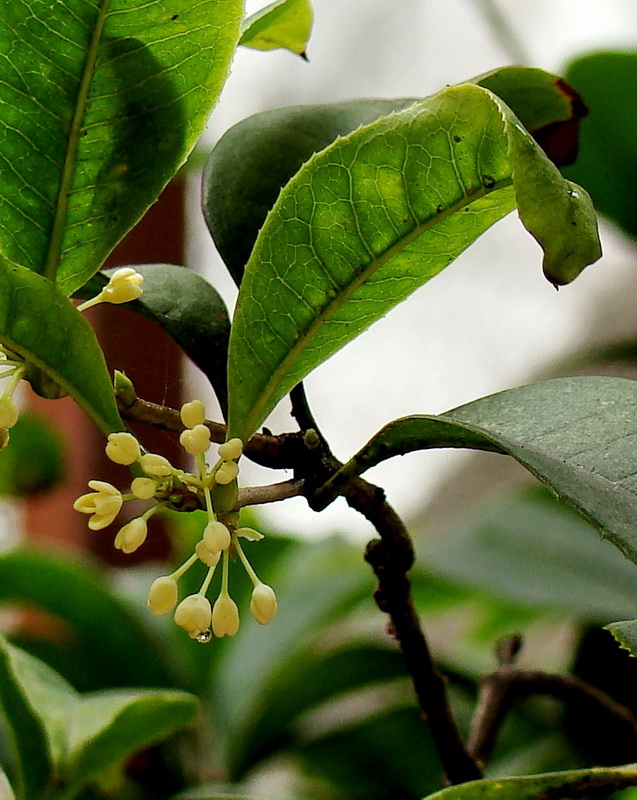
[564,52,637,239]
[423,765,637,799]
[0,412,65,496]
[317,377,637,567]
[0,768,16,800]
[424,489,637,622]
[226,84,601,441]
[605,619,637,658]
[64,689,198,795]
[0,637,76,800]
[0,0,243,295]
[240,0,313,56]
[79,265,231,415]
[0,549,174,690]
[317,377,637,561]
[0,263,122,433]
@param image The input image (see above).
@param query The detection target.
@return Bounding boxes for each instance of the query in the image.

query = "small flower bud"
[131,477,156,500]
[147,576,178,616]
[250,583,277,625]
[215,460,239,485]
[179,424,210,456]
[203,520,231,552]
[235,527,264,542]
[102,268,144,304]
[180,400,206,429]
[218,437,243,461]
[105,431,141,465]
[195,540,222,568]
[0,398,18,429]
[174,593,211,637]
[212,593,240,637]
[140,453,173,477]
[114,517,147,554]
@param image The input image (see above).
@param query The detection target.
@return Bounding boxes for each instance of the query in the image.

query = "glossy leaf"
[424,489,637,622]
[424,765,637,799]
[316,377,637,567]
[0,263,122,433]
[240,0,313,56]
[605,619,637,659]
[79,265,231,414]
[564,52,637,239]
[204,67,584,286]
[0,412,65,496]
[0,0,243,296]
[226,84,601,441]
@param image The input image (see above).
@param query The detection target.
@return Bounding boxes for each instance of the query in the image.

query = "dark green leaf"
[317,377,637,567]
[424,489,637,622]
[226,85,601,441]
[0,264,122,433]
[0,412,65,496]
[240,0,313,56]
[0,0,243,295]
[79,265,231,415]
[65,690,198,795]
[605,619,637,659]
[424,765,637,799]
[0,549,174,690]
[564,52,637,239]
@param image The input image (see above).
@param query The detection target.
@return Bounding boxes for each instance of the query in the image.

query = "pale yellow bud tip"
[174,593,212,637]
[103,268,144,304]
[218,437,243,461]
[250,583,277,625]
[215,460,239,485]
[0,398,18,430]
[203,520,231,552]
[114,517,147,554]
[131,477,156,500]
[105,431,141,465]
[180,399,206,429]
[140,453,173,477]
[147,576,178,616]
[195,540,221,568]
[212,593,240,637]
[179,424,210,456]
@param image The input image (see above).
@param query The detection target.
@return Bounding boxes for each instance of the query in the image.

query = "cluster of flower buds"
[0,346,25,447]
[73,399,277,642]
[77,267,144,313]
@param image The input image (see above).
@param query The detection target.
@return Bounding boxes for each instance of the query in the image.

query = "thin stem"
[169,553,198,582]
[2,366,25,401]
[196,453,215,521]
[199,563,217,596]
[220,548,230,595]
[474,0,530,64]
[233,535,260,586]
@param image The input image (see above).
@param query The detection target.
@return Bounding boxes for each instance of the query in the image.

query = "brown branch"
[468,636,637,769]
[235,478,305,508]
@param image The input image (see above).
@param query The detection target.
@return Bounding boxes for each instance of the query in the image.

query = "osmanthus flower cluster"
[73,399,277,643]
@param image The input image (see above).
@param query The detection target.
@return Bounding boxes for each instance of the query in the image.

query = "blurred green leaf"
[424,765,637,799]
[320,377,637,570]
[240,0,313,56]
[0,768,16,800]
[0,0,243,295]
[564,52,637,239]
[0,412,65,496]
[423,488,637,622]
[79,265,231,415]
[0,263,122,434]
[0,549,175,690]
[226,84,600,441]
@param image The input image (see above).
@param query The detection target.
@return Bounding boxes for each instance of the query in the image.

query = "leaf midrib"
[237,177,513,440]
[43,0,113,284]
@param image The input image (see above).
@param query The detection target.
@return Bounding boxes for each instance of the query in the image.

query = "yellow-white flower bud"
[174,593,211,637]
[73,480,123,530]
[180,400,206,429]
[147,576,178,616]
[131,477,156,500]
[212,594,240,637]
[102,268,144,304]
[203,520,231,552]
[195,540,222,568]
[250,583,278,625]
[105,431,141,465]
[235,527,264,542]
[0,398,18,429]
[218,437,243,461]
[215,460,239,485]
[179,424,210,456]
[114,517,147,554]
[140,453,173,477]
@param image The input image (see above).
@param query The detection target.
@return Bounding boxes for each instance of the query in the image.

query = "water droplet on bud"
[196,629,212,643]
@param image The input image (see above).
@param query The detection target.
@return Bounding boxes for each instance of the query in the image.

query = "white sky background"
[188,1,637,541]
